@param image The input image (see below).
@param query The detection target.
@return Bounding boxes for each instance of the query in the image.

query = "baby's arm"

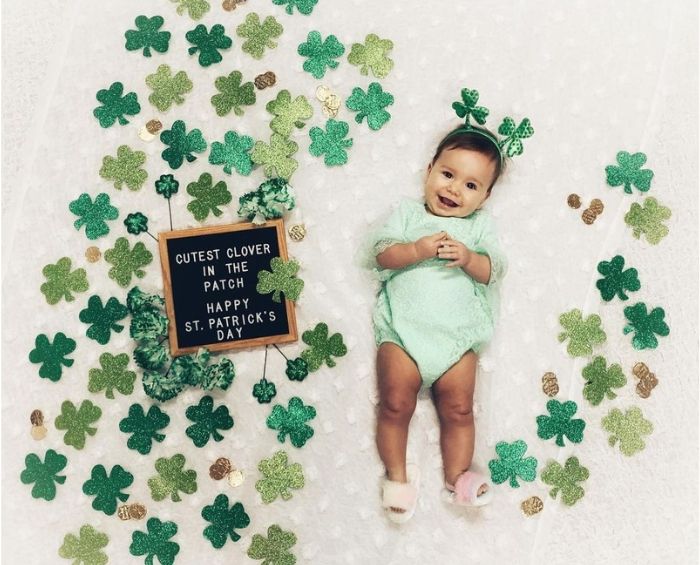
[438,238,492,284]
[461,252,492,285]
[377,231,448,270]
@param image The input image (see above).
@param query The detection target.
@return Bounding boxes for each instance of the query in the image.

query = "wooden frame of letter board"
[159,219,298,356]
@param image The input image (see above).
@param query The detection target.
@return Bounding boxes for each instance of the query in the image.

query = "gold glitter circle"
[541,372,559,397]
[227,468,245,487]
[85,247,101,263]
[209,457,232,480]
[138,126,156,142]
[254,71,276,90]
[521,496,544,516]
[632,362,649,378]
[128,503,147,520]
[567,194,581,209]
[31,425,47,441]
[117,505,131,520]
[316,85,332,102]
[146,119,163,134]
[581,209,597,225]
[30,409,44,426]
[288,224,306,242]
[589,198,604,215]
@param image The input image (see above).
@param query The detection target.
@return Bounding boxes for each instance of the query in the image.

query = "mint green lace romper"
[366,199,507,387]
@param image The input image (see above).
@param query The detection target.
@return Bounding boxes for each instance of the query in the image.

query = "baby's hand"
[414,231,449,261]
[437,237,474,268]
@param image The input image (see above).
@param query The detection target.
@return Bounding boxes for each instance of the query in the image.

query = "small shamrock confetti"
[55,400,102,450]
[186,172,232,221]
[125,15,171,57]
[347,33,393,78]
[267,90,314,136]
[237,13,283,60]
[99,145,148,191]
[536,399,586,447]
[185,395,234,447]
[88,352,136,399]
[267,396,316,448]
[309,119,353,166]
[452,88,489,126]
[148,454,197,502]
[285,358,308,382]
[201,494,250,548]
[69,193,119,240]
[253,377,277,404]
[557,309,607,357]
[298,31,344,78]
[497,117,534,157]
[625,197,671,245]
[20,449,67,501]
[251,134,299,180]
[596,255,641,301]
[79,295,129,345]
[171,0,210,20]
[346,82,394,131]
[602,406,653,456]
[119,403,170,455]
[160,120,207,169]
[605,151,654,194]
[581,356,627,406]
[273,0,317,14]
[247,524,297,565]
[124,212,149,235]
[93,82,141,128]
[104,237,153,287]
[146,64,193,112]
[256,257,304,303]
[155,174,179,198]
[186,24,232,67]
[487,440,537,488]
[29,332,76,382]
[58,525,109,565]
[40,257,89,305]
[623,302,670,350]
[130,518,180,565]
[255,450,304,503]
[211,70,256,117]
[82,464,134,515]
[209,131,255,175]
[541,457,589,506]
[300,322,347,371]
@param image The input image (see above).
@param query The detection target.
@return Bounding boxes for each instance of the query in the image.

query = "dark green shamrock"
[300,322,347,371]
[29,332,76,382]
[69,193,119,240]
[347,33,393,78]
[452,88,489,126]
[186,24,232,66]
[55,400,102,450]
[298,31,344,78]
[256,257,304,303]
[273,0,317,14]
[309,119,353,166]
[541,456,589,506]
[93,82,141,128]
[605,151,654,194]
[557,309,607,357]
[253,377,277,404]
[99,145,148,191]
[236,13,283,59]
[247,525,297,565]
[346,82,394,131]
[624,197,671,245]
[581,356,627,406]
[596,255,641,301]
[160,120,207,169]
[104,237,153,287]
[119,403,170,455]
[124,212,149,235]
[185,395,234,447]
[267,396,316,448]
[201,494,250,548]
[602,406,653,456]
[130,518,180,565]
[79,295,128,345]
[88,352,136,399]
[148,454,197,502]
[497,117,534,157]
[211,71,256,117]
[125,15,171,57]
[536,399,586,447]
[209,131,255,175]
[82,464,134,515]
[487,440,537,488]
[58,525,109,565]
[172,0,210,20]
[267,90,313,136]
[186,172,232,221]
[285,357,309,382]
[20,449,67,501]
[623,302,669,350]
[250,134,299,180]
[40,257,89,305]
[255,450,304,503]
[155,174,180,199]
[146,64,193,112]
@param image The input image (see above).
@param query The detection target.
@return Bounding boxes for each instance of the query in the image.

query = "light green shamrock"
[581,356,627,406]
[251,134,299,180]
[40,257,89,305]
[58,525,109,565]
[148,454,197,502]
[171,0,210,20]
[266,90,313,137]
[605,151,654,194]
[602,406,653,456]
[236,13,283,59]
[300,322,347,371]
[55,399,102,450]
[557,309,607,357]
[104,237,153,288]
[255,451,304,504]
[209,131,254,175]
[99,145,148,191]
[247,525,297,565]
[256,257,304,303]
[146,64,193,112]
[88,352,136,399]
[211,71,256,117]
[624,197,671,245]
[347,33,393,78]
[541,456,589,506]
[186,172,232,221]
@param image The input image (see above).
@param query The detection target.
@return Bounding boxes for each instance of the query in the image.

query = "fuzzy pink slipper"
[446,470,493,507]
[382,464,420,523]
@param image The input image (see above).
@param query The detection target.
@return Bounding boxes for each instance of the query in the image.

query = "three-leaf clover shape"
[247,524,297,565]
[236,13,283,59]
[125,15,171,57]
[536,399,586,447]
[201,494,250,548]
[497,117,534,157]
[273,0,318,15]
[624,197,672,245]
[605,151,654,194]
[20,449,67,501]
[148,454,197,502]
[104,237,153,288]
[557,309,607,357]
[171,0,210,20]
[487,440,537,488]
[251,134,299,180]
[99,145,148,190]
[581,356,627,406]
[55,399,102,450]
[309,119,353,166]
[298,31,344,78]
[596,255,641,301]
[347,33,393,78]
[160,120,207,169]
[255,450,304,503]
[93,82,141,128]
[130,518,180,565]
[185,395,234,447]
[211,71,256,117]
[266,90,313,137]
[29,332,76,382]
[602,406,653,456]
[452,88,489,126]
[119,403,170,455]
[146,64,193,112]
[82,463,134,515]
[186,24,232,66]
[267,396,316,448]
[346,82,394,131]
[69,193,119,240]
[209,131,255,175]
[88,352,136,399]
[623,302,669,350]
[300,322,347,371]
[541,456,590,506]
[186,172,232,221]
[256,257,304,303]
[79,295,128,345]
[40,257,89,305]
[58,525,109,565]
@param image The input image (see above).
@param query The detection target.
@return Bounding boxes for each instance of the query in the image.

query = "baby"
[367,124,508,522]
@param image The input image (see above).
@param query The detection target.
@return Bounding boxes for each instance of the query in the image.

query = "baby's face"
[424,147,496,218]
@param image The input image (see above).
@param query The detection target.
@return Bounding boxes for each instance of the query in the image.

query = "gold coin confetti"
[222,0,246,11]
[118,505,131,520]
[254,71,276,90]
[315,85,332,102]
[227,467,245,487]
[288,224,306,242]
[521,496,544,516]
[541,372,559,397]
[146,119,163,135]
[85,246,101,263]
[31,425,47,441]
[589,198,604,215]
[567,194,581,209]
[632,362,658,399]
[118,503,147,521]
[581,208,597,225]
[30,409,44,426]
[209,457,232,480]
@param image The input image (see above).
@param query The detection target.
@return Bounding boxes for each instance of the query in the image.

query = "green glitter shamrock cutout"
[251,134,299,180]
[55,399,102,450]
[171,0,210,20]
[541,456,589,506]
[624,197,671,245]
[347,33,393,78]
[146,64,193,112]
[557,309,607,357]
[79,295,128,345]
[536,399,586,447]
[605,151,654,194]
[124,212,149,235]
[88,352,136,399]
[29,332,76,382]
[185,395,234,447]
[581,356,627,406]
[211,71,256,117]
[273,0,317,15]
[130,518,180,565]
[148,454,197,502]
[286,358,309,382]
[119,403,170,455]
[155,174,179,199]
[40,257,89,305]
[255,450,304,503]
[99,145,148,191]
[209,131,255,176]
[58,525,109,565]
[267,396,316,448]
[253,377,277,404]
[125,15,171,57]
[236,13,283,60]
[93,82,141,128]
[300,322,347,371]
[346,82,394,131]
[267,90,313,137]
[69,193,119,240]
[623,302,669,350]
[497,117,534,157]
[602,406,653,456]
[20,449,67,501]
[82,464,134,515]
[186,24,232,67]
[202,494,250,548]
[487,440,537,488]
[596,255,641,301]
[186,172,232,221]
[104,237,153,287]
[452,88,489,126]
[309,119,353,166]
[247,524,297,565]
[160,120,207,169]
[298,31,344,79]
[257,257,304,303]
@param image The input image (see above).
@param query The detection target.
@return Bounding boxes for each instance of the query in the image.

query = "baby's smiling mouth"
[438,195,459,208]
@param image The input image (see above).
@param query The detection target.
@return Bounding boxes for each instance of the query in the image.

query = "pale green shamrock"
[557,309,607,357]
[55,399,102,450]
[347,33,393,78]
[251,134,299,180]
[88,352,137,399]
[58,525,109,565]
[211,71,256,117]
[40,257,89,305]
[146,64,193,112]
[541,456,589,506]
[255,450,304,504]
[171,0,210,20]
[624,197,671,245]
[104,237,153,288]
[247,525,297,565]
[236,13,283,59]
[266,90,313,137]
[256,257,304,303]
[99,145,148,191]
[186,172,232,221]
[602,406,653,456]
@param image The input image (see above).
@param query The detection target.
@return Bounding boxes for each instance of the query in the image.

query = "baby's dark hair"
[431,125,507,192]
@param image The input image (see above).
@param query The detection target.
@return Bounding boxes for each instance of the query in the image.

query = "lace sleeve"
[473,212,508,287]
[356,200,410,283]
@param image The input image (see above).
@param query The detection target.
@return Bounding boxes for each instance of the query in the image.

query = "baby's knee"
[437,400,474,427]
[379,392,417,424]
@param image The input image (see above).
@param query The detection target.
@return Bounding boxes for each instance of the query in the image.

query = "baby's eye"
[442,171,453,179]
[466,182,477,190]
